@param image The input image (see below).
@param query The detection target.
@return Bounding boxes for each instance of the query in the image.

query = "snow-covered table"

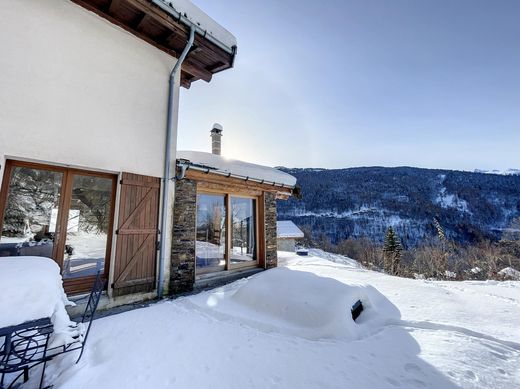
[0,256,77,346]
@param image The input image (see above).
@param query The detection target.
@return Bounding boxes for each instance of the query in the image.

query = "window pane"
[196,194,226,272]
[0,166,63,258]
[231,197,256,264]
[62,175,113,279]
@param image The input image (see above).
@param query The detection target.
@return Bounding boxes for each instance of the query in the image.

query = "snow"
[46,251,520,389]
[276,220,304,239]
[156,0,237,48]
[190,266,400,340]
[435,174,471,213]
[498,267,520,280]
[475,168,520,176]
[178,150,297,187]
[0,256,78,346]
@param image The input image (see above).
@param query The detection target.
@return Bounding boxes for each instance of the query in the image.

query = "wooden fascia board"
[184,169,293,198]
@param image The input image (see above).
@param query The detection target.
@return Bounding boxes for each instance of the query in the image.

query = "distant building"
[277,221,304,252]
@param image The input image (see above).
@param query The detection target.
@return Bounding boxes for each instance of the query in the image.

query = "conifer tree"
[383,226,402,275]
[432,217,449,277]
[433,217,446,242]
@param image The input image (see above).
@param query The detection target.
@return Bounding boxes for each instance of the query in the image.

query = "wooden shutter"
[113,172,161,297]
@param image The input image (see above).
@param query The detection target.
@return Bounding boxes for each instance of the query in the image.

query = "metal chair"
[0,317,54,389]
[49,270,106,363]
[0,272,105,388]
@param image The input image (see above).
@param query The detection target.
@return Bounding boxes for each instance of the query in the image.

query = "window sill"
[194,266,264,291]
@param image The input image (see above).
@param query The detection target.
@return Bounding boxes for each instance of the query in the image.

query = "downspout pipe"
[158,27,195,299]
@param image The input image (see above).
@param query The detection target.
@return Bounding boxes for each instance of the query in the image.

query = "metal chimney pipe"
[210,123,223,155]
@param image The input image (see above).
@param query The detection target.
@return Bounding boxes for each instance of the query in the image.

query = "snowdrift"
[195,267,400,340]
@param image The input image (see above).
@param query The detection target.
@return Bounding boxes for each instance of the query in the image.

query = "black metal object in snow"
[49,270,106,364]
[0,317,54,389]
[351,300,364,321]
[0,271,105,389]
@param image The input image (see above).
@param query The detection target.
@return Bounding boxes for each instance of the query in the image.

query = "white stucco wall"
[277,238,297,252]
[0,0,178,180]
[0,0,183,300]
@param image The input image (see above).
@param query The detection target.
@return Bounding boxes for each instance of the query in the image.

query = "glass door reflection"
[61,174,113,279]
[230,197,256,266]
[196,194,227,274]
[0,166,63,258]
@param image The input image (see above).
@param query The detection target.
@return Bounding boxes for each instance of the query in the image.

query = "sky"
[178,0,520,171]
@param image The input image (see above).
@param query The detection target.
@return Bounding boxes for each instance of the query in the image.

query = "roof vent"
[210,123,223,155]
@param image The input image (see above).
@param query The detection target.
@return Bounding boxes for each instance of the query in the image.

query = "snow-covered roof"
[156,0,237,49]
[498,267,520,280]
[277,221,304,239]
[177,151,297,188]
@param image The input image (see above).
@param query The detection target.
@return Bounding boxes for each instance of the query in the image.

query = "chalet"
[170,125,298,292]
[0,0,237,306]
[277,221,304,252]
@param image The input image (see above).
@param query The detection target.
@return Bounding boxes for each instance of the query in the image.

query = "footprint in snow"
[490,351,508,360]
[405,378,426,387]
[385,377,401,386]
[404,363,425,376]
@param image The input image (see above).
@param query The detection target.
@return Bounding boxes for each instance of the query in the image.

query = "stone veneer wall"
[170,181,279,294]
[170,178,197,294]
[264,192,278,269]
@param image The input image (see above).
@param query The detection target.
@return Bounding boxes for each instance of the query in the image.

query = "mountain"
[277,166,520,247]
[474,168,520,176]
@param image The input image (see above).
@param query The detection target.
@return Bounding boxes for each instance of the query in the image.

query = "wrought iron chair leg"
[39,360,47,389]
[75,345,85,364]
[23,367,29,382]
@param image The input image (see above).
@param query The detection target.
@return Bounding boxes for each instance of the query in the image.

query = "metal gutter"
[151,0,237,56]
[177,161,296,190]
[157,26,195,299]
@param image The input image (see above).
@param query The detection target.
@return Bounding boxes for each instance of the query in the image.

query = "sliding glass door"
[230,197,257,266]
[0,161,116,293]
[196,193,227,274]
[195,192,258,275]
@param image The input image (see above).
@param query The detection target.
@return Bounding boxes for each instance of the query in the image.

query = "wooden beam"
[125,0,189,35]
[108,0,123,14]
[182,59,212,82]
[133,12,148,30]
[207,61,230,73]
[126,0,231,61]
[180,76,192,89]
[197,181,263,197]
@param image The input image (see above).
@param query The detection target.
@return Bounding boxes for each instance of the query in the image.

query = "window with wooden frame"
[195,190,259,275]
[0,160,117,294]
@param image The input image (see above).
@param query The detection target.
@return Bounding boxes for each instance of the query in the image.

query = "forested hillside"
[278,167,520,247]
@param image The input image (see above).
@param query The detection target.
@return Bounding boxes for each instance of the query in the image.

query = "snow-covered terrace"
[41,250,519,389]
